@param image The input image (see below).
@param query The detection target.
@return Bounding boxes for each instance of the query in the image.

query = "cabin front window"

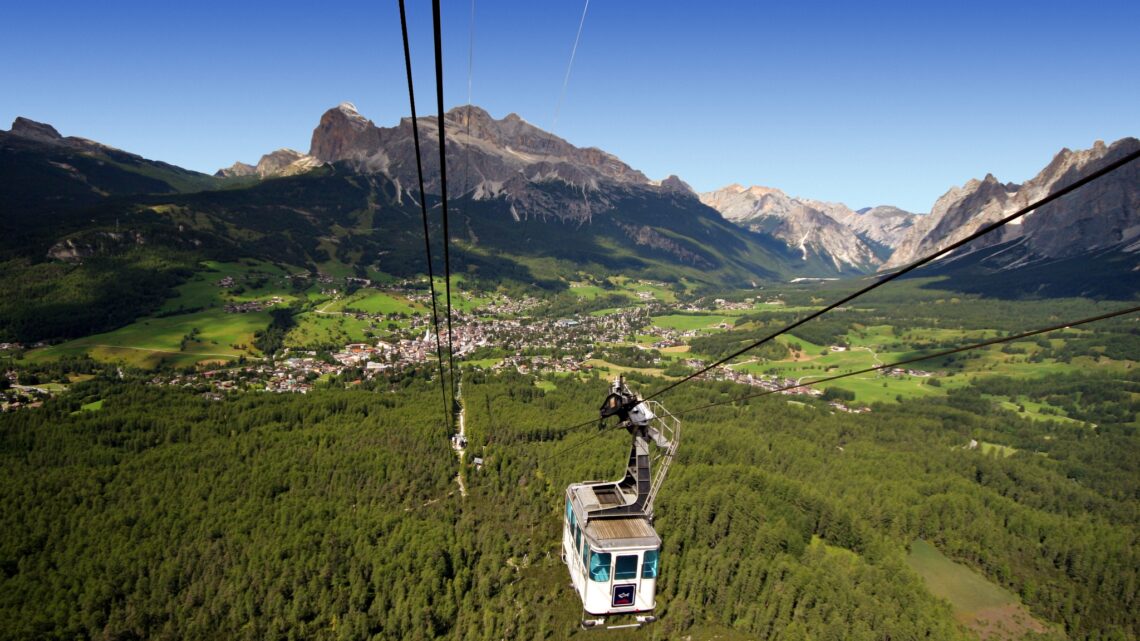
[589,551,611,581]
[614,554,638,580]
[642,549,659,578]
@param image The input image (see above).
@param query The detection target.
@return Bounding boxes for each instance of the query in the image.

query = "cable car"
[562,378,679,629]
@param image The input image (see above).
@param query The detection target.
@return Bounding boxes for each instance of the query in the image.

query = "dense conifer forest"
[2,367,1136,640]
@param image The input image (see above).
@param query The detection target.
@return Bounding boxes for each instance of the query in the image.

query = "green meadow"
[907,540,1050,639]
[652,314,734,331]
[28,308,267,368]
[323,290,423,315]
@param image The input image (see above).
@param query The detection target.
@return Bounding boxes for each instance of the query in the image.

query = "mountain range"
[222,102,1139,289]
[0,104,1137,341]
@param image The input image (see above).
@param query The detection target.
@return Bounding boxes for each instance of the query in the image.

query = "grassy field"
[324,290,423,315]
[907,540,1049,640]
[568,277,677,303]
[980,442,1018,458]
[287,312,385,348]
[584,359,674,379]
[567,282,631,301]
[652,314,734,331]
[985,394,1085,426]
[159,260,299,314]
[463,358,502,369]
[27,308,266,368]
[70,399,104,415]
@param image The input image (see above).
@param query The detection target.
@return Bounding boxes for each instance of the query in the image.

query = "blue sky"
[2,0,1137,212]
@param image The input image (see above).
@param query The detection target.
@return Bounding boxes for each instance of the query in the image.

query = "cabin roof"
[583,516,660,550]
[568,482,635,516]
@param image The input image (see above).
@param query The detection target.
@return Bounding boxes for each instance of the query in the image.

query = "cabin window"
[574,524,581,551]
[642,549,658,578]
[566,499,573,523]
[614,554,638,580]
[589,551,611,581]
[581,539,588,566]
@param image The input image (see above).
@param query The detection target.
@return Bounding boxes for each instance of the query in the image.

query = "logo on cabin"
[612,584,636,607]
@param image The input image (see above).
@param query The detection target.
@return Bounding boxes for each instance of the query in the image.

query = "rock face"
[11,117,64,144]
[700,184,883,271]
[306,104,660,221]
[254,149,323,178]
[883,137,1140,269]
[309,102,384,167]
[216,148,323,179]
[218,102,680,225]
[8,117,113,153]
[845,206,918,249]
[47,231,146,263]
[215,162,256,178]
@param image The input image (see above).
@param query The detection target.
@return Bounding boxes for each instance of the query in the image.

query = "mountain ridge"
[884,137,1140,272]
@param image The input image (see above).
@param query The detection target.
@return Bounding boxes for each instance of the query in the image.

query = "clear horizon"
[3,0,1137,212]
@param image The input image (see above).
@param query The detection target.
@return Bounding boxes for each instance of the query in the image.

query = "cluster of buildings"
[7,278,933,411]
[223,297,285,313]
[1,376,50,412]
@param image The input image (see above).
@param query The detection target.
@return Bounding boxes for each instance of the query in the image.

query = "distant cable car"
[562,377,679,629]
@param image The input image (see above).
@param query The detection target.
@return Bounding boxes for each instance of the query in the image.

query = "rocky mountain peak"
[882,137,1140,269]
[304,102,655,213]
[255,148,322,178]
[659,175,695,195]
[10,117,64,144]
[700,184,879,271]
[215,161,256,178]
[216,149,323,179]
[309,103,381,162]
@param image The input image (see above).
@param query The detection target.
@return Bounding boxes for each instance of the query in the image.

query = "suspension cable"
[668,304,1140,419]
[644,148,1140,403]
[553,0,590,134]
[432,0,458,407]
[532,303,1140,467]
[398,0,450,427]
[519,149,1140,438]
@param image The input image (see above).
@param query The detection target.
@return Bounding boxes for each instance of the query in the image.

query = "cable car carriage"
[562,378,679,629]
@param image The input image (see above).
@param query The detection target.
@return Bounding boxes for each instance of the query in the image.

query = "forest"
[1,365,1136,640]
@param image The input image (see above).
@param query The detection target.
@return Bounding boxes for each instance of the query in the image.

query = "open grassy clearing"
[908,540,1016,613]
[323,290,423,315]
[287,313,391,348]
[979,441,1018,457]
[907,540,1050,640]
[567,283,611,300]
[589,307,623,317]
[982,394,1085,425]
[462,358,502,369]
[159,260,298,314]
[71,399,104,415]
[628,281,677,302]
[820,374,942,403]
[750,302,822,314]
[583,359,676,379]
[568,277,676,303]
[652,314,735,331]
[27,308,266,368]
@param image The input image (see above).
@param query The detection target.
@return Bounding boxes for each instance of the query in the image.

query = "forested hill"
[1,368,1136,640]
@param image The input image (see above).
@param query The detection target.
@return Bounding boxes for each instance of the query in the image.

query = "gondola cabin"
[562,378,678,629]
[564,486,660,622]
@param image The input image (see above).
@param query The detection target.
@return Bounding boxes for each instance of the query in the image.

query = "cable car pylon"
[562,377,679,629]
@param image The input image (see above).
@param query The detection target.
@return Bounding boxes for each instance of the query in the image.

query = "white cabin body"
[563,483,660,616]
